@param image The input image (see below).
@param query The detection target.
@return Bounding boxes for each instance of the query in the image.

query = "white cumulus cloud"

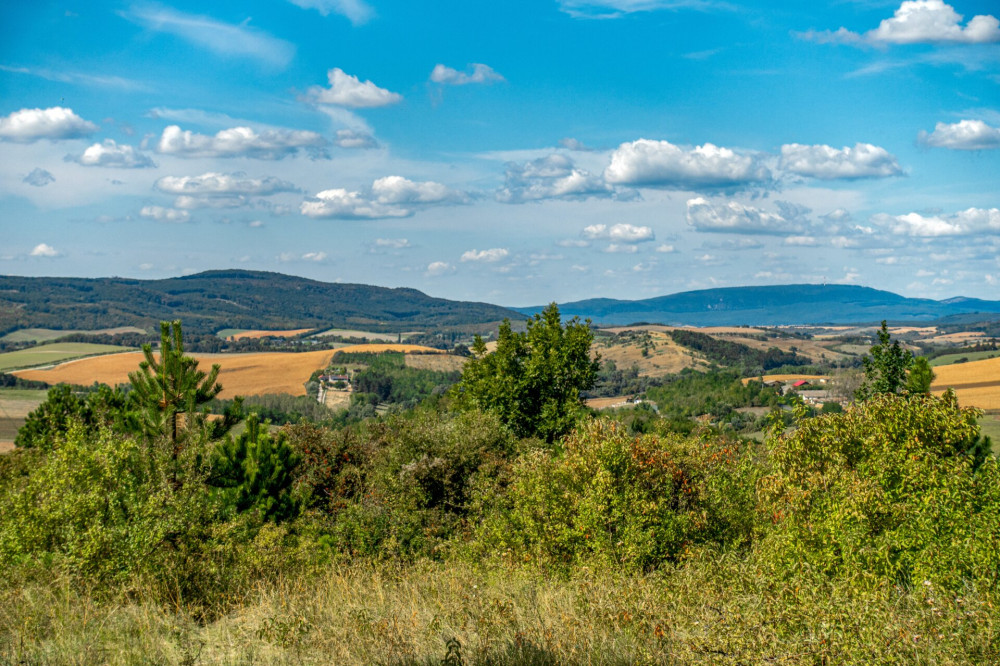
[69,139,155,168]
[582,223,655,242]
[919,119,1000,150]
[371,176,464,204]
[604,139,770,189]
[780,143,902,179]
[155,125,327,160]
[425,261,455,277]
[873,207,1000,236]
[686,197,804,234]
[30,243,60,257]
[155,172,298,196]
[803,0,1000,45]
[139,206,191,223]
[300,188,411,219]
[461,248,509,263]
[0,106,97,143]
[497,154,614,203]
[430,63,504,85]
[306,68,402,108]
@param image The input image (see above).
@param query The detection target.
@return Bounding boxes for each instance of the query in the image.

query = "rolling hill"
[0,270,520,335]
[515,284,1000,326]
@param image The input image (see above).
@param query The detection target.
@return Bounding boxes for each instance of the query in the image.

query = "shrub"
[757,391,1000,589]
[473,418,758,571]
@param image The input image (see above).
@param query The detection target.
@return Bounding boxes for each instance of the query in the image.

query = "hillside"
[516,284,1000,326]
[0,270,520,335]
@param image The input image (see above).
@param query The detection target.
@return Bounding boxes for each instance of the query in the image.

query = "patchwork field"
[0,327,146,344]
[931,356,1000,411]
[0,342,135,372]
[332,344,445,355]
[12,350,338,399]
[221,328,315,340]
[0,388,47,452]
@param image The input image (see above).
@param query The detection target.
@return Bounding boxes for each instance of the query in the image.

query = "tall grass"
[2,557,997,664]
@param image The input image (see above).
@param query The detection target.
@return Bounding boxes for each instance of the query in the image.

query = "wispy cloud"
[122,3,296,69]
[285,0,374,25]
[558,0,733,19]
[0,64,150,91]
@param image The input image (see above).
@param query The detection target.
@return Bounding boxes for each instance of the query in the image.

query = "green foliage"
[456,304,599,442]
[129,321,223,449]
[0,423,170,583]
[321,409,515,560]
[346,352,461,406]
[474,418,758,571]
[856,320,913,400]
[14,384,134,450]
[906,355,935,394]
[644,369,782,423]
[210,413,302,522]
[757,392,1000,589]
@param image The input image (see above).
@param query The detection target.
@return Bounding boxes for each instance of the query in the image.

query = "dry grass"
[596,332,700,377]
[741,374,830,385]
[1,560,996,665]
[585,396,637,410]
[12,350,338,399]
[404,354,467,373]
[334,344,446,355]
[227,328,315,340]
[930,331,987,344]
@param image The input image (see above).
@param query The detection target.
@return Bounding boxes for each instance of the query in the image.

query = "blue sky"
[1,0,998,306]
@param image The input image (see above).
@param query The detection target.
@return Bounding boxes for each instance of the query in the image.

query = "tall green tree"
[128,320,223,458]
[455,303,599,442]
[855,320,913,401]
[906,356,935,395]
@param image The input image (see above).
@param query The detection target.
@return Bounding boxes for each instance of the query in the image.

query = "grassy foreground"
[2,558,996,665]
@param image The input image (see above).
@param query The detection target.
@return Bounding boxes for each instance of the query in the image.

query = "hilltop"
[515,284,1000,326]
[0,270,520,335]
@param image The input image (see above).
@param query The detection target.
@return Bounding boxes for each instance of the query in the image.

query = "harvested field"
[0,342,134,372]
[332,344,445,355]
[930,331,986,344]
[585,396,638,410]
[931,356,1000,410]
[224,328,315,340]
[404,354,466,373]
[12,350,338,399]
[323,388,352,412]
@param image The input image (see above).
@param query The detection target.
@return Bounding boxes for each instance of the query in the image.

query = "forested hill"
[0,270,520,335]
[515,284,1000,326]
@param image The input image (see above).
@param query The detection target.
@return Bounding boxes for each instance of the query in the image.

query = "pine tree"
[209,412,301,521]
[128,320,222,461]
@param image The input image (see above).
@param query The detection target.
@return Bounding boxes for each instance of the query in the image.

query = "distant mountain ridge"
[514,284,1000,326]
[0,270,520,335]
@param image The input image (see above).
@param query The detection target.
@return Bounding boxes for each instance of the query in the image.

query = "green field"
[215,328,251,339]
[1,327,146,344]
[0,343,134,372]
[930,350,1000,367]
[0,388,47,445]
[313,328,411,342]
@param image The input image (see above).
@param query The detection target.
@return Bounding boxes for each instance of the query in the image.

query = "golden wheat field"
[931,356,1000,410]
[227,328,315,340]
[12,350,338,399]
